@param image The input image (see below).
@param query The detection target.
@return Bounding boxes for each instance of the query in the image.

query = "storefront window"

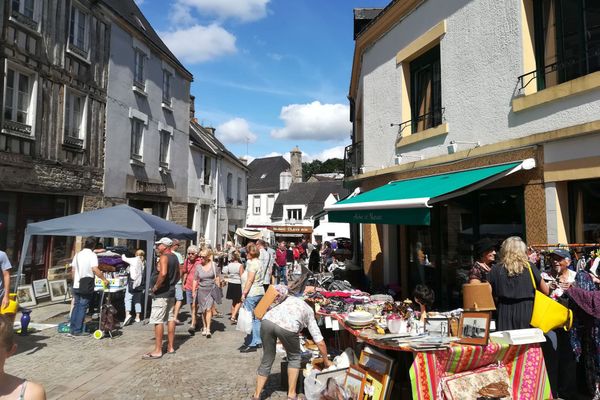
[407,187,524,308]
[570,179,600,243]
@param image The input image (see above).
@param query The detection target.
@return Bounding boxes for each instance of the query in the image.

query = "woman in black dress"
[488,236,549,331]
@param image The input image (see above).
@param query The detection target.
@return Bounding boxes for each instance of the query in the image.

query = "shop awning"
[324,159,535,225]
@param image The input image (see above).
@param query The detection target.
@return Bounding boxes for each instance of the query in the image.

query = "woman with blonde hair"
[192,248,221,337]
[222,250,244,324]
[122,249,145,325]
[488,236,549,331]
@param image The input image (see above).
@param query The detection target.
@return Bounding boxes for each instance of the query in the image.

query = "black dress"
[488,262,542,331]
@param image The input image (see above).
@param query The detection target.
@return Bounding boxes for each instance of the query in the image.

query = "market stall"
[298,282,550,400]
[14,204,197,318]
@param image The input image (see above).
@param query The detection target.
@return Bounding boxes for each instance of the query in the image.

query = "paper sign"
[332,319,340,331]
[325,316,332,329]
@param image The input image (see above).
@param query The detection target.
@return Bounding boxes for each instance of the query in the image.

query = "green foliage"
[302,158,344,180]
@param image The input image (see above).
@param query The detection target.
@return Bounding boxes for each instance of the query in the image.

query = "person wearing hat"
[143,237,180,359]
[548,249,576,298]
[543,248,577,400]
[468,238,497,283]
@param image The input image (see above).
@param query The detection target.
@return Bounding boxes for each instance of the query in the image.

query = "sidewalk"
[6,298,293,399]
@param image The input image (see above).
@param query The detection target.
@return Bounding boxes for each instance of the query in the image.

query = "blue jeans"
[124,285,142,313]
[70,290,92,334]
[277,265,287,285]
[244,295,263,347]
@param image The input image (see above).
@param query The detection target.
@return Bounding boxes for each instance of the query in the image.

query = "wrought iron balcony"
[237,200,243,206]
[63,135,84,149]
[226,197,234,205]
[517,50,600,93]
[344,141,362,177]
[2,120,32,137]
[67,42,88,59]
[395,107,445,137]
[11,9,38,30]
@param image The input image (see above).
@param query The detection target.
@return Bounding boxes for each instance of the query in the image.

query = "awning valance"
[324,159,535,225]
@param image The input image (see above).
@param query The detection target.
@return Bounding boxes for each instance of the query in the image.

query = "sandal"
[142,353,162,360]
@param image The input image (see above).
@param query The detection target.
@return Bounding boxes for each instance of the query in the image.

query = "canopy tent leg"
[15,231,31,290]
[143,237,155,320]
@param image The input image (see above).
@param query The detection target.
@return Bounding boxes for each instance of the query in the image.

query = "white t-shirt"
[72,248,98,289]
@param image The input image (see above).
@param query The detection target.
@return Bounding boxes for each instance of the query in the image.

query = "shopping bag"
[527,266,573,333]
[236,307,253,334]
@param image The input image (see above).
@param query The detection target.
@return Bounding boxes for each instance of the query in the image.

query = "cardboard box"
[462,282,496,311]
[254,285,279,320]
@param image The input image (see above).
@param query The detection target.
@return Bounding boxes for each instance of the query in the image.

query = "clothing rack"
[529,243,600,248]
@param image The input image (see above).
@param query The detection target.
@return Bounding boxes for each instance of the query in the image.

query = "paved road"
[6,300,292,400]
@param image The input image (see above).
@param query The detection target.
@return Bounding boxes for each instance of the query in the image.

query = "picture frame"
[16,285,37,307]
[314,367,349,386]
[49,279,70,301]
[359,347,394,400]
[32,279,50,298]
[425,316,450,337]
[344,372,365,400]
[458,311,491,345]
[362,370,385,400]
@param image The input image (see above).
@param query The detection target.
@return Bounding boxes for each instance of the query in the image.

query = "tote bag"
[527,266,573,333]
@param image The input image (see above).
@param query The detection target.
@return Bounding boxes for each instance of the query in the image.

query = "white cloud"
[270,101,351,141]
[177,0,270,22]
[169,2,196,26]
[159,24,236,64]
[216,118,258,144]
[311,145,346,161]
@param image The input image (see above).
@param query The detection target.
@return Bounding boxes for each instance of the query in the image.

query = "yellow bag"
[0,293,18,315]
[527,266,572,333]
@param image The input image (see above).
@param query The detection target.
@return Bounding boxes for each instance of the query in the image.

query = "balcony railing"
[63,135,84,150]
[517,50,600,93]
[226,197,233,205]
[11,9,38,30]
[2,120,32,137]
[237,200,243,206]
[396,107,445,137]
[344,141,362,177]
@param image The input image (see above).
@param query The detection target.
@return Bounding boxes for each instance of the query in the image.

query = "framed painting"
[459,311,491,345]
[32,279,50,298]
[16,285,36,307]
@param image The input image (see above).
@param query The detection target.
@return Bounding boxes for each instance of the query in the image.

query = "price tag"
[325,316,332,329]
[332,319,340,331]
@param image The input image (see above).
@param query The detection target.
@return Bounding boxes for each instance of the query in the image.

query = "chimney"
[206,127,215,136]
[189,95,195,120]
[290,146,302,183]
[280,170,292,191]
[239,156,248,165]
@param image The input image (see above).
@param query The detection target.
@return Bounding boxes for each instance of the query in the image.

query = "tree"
[302,158,344,180]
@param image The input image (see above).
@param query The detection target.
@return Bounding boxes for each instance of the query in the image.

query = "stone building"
[101,0,193,226]
[332,0,600,306]
[0,0,109,279]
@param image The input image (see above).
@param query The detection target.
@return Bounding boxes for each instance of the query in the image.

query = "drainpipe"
[213,157,220,247]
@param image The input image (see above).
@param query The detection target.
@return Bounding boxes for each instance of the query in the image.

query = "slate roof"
[247,157,291,194]
[190,121,248,170]
[102,0,193,79]
[271,181,350,221]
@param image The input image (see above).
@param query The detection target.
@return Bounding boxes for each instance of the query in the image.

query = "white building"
[245,156,291,228]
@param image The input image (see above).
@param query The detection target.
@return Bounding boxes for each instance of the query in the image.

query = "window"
[267,195,275,215]
[253,196,261,215]
[134,49,146,89]
[64,89,86,148]
[4,68,33,130]
[130,118,144,161]
[237,177,243,205]
[410,45,442,133]
[12,0,35,19]
[287,208,302,221]
[534,0,600,90]
[159,130,170,167]
[203,156,211,185]
[69,6,89,56]
[569,179,600,243]
[162,70,172,104]
[226,173,233,204]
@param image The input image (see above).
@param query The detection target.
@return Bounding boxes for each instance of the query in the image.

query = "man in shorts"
[143,237,180,359]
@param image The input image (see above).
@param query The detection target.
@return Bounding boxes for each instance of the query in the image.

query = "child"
[0,314,46,399]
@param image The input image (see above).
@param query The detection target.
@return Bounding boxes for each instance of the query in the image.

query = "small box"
[95,276,126,289]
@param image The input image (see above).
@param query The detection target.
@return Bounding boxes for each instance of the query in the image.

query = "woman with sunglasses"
[192,248,221,337]
[182,245,202,335]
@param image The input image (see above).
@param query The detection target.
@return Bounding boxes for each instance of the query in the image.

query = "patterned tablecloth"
[409,342,551,400]
[320,313,551,400]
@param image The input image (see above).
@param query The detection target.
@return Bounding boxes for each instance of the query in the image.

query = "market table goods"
[409,342,551,400]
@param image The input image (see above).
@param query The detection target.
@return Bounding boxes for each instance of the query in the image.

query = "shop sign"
[270,225,313,234]
[328,208,431,226]
[135,180,167,194]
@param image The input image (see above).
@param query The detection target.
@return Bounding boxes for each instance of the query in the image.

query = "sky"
[135,0,390,163]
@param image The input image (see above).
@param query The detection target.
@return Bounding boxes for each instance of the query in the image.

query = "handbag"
[210,262,223,304]
[527,265,573,333]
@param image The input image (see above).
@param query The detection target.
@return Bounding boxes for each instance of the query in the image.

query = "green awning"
[325,159,535,225]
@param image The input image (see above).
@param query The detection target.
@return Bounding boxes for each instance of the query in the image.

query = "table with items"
[304,287,551,400]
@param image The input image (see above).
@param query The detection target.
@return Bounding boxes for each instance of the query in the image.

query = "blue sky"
[136,0,390,162]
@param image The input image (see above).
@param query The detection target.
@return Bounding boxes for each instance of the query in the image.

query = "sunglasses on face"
[188,253,197,256]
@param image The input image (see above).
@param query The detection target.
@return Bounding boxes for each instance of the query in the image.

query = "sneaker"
[123,315,132,326]
[239,345,258,353]
[135,318,141,323]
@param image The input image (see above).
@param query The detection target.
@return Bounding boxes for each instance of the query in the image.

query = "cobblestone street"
[5,300,291,400]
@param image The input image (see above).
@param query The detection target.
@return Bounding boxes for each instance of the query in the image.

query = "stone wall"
[170,202,189,228]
